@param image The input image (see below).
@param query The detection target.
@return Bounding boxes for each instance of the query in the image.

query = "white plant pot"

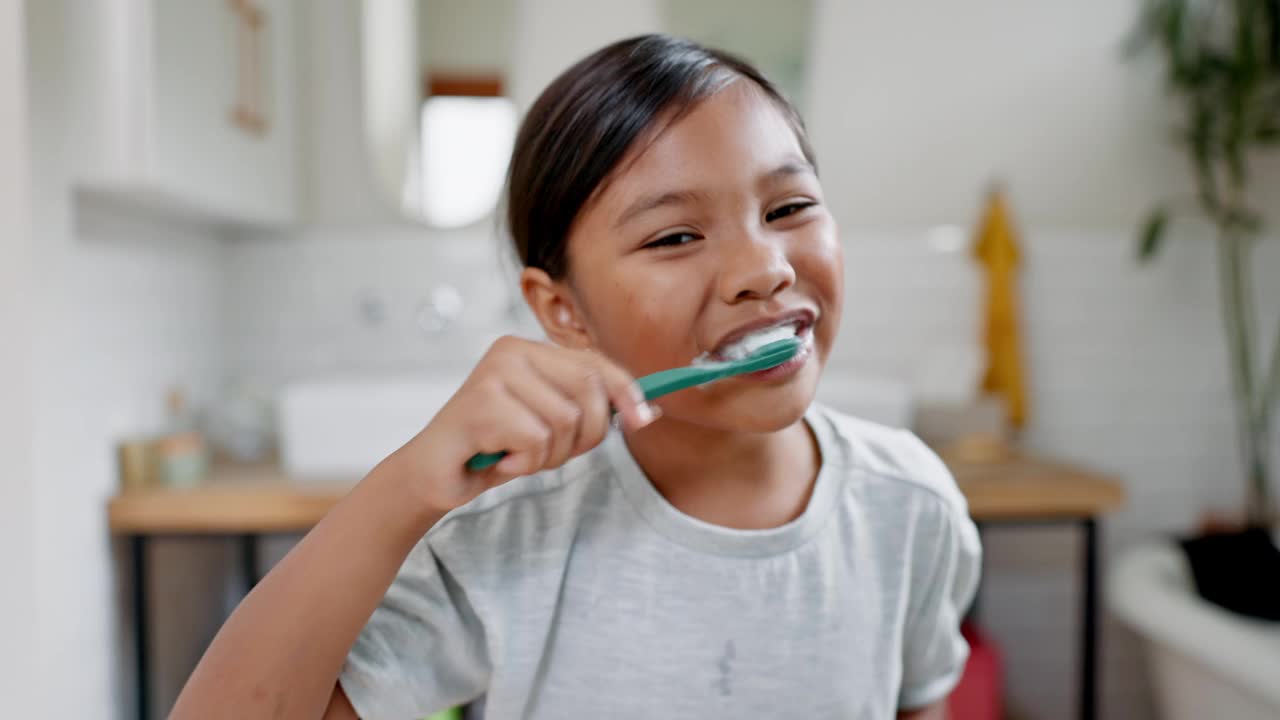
[1108,542,1280,720]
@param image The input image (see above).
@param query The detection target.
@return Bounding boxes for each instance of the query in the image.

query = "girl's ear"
[520,267,592,348]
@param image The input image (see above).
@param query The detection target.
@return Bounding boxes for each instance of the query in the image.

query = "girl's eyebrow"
[760,157,816,184]
[614,189,709,230]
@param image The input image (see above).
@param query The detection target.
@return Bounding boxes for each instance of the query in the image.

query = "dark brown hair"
[505,33,816,279]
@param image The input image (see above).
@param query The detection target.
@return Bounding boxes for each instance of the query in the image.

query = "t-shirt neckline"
[604,405,841,558]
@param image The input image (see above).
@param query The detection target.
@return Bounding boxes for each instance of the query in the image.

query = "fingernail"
[636,403,656,427]
[631,384,645,404]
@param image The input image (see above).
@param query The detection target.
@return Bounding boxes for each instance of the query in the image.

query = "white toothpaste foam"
[692,323,797,367]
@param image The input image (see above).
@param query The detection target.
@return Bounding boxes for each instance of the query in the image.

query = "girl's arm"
[321,685,359,720]
[170,337,651,719]
[170,450,445,720]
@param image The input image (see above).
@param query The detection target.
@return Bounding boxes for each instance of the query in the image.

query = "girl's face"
[546,81,842,433]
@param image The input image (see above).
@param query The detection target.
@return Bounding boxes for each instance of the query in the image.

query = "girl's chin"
[732,393,814,432]
[683,371,820,433]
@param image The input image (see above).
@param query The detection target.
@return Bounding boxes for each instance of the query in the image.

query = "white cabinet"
[81,0,298,226]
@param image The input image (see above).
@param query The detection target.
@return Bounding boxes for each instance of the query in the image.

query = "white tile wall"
[226,218,1280,720]
[224,221,525,387]
[34,197,233,719]
[24,3,241,715]
[0,2,38,714]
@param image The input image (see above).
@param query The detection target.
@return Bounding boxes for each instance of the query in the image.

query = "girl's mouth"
[693,312,817,369]
[740,333,812,381]
[715,322,800,361]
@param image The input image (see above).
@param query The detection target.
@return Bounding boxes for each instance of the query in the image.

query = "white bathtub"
[1108,542,1280,720]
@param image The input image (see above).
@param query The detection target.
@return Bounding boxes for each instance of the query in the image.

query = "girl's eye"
[766,201,817,223]
[643,232,700,250]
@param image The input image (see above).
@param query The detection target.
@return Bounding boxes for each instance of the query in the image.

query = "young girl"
[174,34,981,720]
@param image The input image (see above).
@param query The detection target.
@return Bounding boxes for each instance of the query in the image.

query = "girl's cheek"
[633,288,687,337]
[812,217,842,262]
[794,234,841,288]
[600,283,686,369]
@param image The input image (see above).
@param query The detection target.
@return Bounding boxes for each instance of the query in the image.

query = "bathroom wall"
[23,3,234,716]
[0,0,38,714]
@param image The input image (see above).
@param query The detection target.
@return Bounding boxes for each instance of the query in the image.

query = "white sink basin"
[278,376,464,479]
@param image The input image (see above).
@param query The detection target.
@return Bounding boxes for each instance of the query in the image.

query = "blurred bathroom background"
[2,1,1279,718]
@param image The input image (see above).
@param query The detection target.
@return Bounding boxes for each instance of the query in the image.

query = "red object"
[946,621,1004,720]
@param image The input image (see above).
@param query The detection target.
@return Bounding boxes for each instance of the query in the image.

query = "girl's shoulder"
[809,404,968,518]
[813,405,980,569]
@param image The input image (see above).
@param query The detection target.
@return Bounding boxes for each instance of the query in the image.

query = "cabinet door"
[149,0,297,224]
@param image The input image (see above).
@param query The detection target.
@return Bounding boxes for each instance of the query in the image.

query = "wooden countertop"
[943,450,1126,520]
[108,450,1125,534]
[108,463,353,534]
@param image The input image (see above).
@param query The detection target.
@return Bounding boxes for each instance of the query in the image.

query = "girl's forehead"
[594,83,810,208]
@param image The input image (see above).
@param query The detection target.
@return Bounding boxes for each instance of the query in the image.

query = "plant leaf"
[1226,207,1264,233]
[1189,105,1221,211]
[1122,0,1160,57]
[1226,137,1248,183]
[1138,206,1171,262]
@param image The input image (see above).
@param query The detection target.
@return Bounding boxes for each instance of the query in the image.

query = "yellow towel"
[972,187,1029,429]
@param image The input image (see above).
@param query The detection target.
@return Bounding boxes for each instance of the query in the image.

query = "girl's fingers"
[587,352,655,432]
[460,338,658,481]
[525,351,612,456]
[503,365,581,470]
[529,346,653,433]
[566,369,611,456]
[494,450,535,477]
[482,393,552,479]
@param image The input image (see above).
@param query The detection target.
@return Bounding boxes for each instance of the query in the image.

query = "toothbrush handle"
[635,365,726,399]
[466,451,507,472]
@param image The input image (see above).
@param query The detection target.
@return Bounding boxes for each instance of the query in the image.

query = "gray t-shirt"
[340,405,982,719]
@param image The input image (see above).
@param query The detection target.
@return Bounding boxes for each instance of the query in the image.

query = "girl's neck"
[622,413,821,530]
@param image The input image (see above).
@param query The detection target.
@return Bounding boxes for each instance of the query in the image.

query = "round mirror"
[361,0,812,228]
[362,0,517,228]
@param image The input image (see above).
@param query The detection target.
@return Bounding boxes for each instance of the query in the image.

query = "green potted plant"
[1110,12,1280,716]
[1111,9,1280,712]
[1130,0,1280,532]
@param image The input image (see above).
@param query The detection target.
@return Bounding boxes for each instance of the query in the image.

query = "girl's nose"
[717,234,796,304]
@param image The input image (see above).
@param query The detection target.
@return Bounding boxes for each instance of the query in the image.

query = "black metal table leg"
[131,535,150,720]
[1081,517,1098,720]
[240,534,260,590]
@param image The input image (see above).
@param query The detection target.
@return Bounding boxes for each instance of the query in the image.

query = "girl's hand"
[392,336,657,514]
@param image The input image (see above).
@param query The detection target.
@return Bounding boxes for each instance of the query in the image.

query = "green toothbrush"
[465,336,803,472]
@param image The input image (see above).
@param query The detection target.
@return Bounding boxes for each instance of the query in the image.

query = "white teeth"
[718,322,799,362]
[691,320,808,367]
